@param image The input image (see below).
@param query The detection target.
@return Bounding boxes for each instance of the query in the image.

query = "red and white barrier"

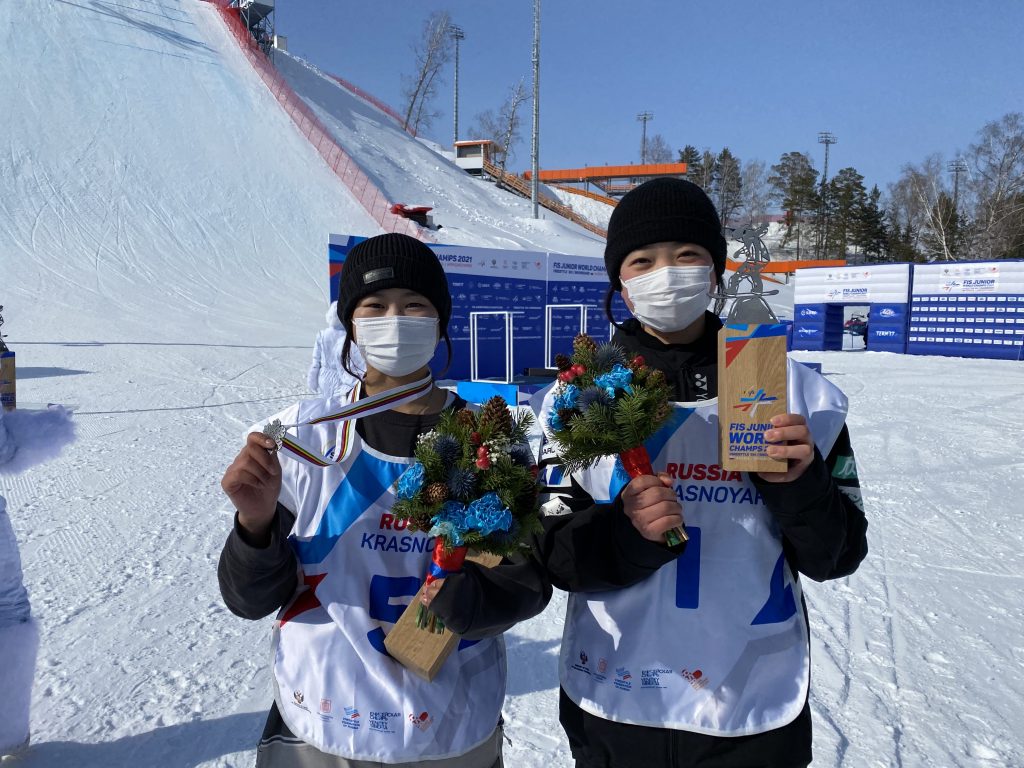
[203,1,430,240]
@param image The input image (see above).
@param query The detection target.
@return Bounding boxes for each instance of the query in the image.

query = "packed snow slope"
[273,52,605,254]
[0,0,603,349]
[1,2,1023,767]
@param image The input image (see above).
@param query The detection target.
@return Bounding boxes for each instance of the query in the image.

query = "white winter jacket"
[307,302,363,396]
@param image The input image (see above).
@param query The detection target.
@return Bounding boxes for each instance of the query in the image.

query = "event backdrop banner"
[544,256,622,367]
[329,235,605,380]
[793,263,912,305]
[792,264,912,352]
[908,261,1024,360]
[430,243,547,380]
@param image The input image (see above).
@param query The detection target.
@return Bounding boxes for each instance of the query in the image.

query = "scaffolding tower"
[233,0,275,56]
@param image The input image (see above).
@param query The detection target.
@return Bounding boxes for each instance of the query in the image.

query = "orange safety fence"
[203,1,428,241]
[726,258,847,273]
[327,73,415,137]
[523,163,688,183]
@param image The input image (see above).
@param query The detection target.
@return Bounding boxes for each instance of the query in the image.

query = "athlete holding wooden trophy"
[531,179,868,767]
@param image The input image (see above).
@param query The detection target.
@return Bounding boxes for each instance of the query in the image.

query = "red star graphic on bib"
[279,573,327,626]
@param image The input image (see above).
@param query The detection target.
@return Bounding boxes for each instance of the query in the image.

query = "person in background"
[307,301,364,397]
[219,233,550,768]
[533,178,868,768]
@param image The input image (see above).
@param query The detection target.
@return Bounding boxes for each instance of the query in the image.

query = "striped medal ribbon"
[262,374,433,468]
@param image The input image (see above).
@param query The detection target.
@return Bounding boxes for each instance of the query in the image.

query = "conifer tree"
[714,148,743,225]
[768,152,820,247]
[825,167,867,258]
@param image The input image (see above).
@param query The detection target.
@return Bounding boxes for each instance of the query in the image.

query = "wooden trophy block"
[717,324,788,473]
[384,550,502,682]
[0,350,15,412]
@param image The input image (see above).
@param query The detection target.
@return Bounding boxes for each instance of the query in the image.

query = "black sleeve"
[429,548,553,639]
[534,470,684,593]
[217,503,299,620]
[751,424,868,582]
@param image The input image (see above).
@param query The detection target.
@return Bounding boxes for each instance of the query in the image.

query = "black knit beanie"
[604,177,727,290]
[337,233,451,332]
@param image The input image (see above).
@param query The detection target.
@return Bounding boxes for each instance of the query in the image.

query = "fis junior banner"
[793,264,912,353]
[793,263,911,305]
[431,243,547,380]
[545,256,629,366]
[330,235,567,380]
[908,261,1024,360]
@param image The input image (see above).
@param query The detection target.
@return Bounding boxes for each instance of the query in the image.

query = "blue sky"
[275,1,1022,196]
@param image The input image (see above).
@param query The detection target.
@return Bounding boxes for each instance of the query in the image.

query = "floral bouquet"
[392,396,541,633]
[546,333,687,547]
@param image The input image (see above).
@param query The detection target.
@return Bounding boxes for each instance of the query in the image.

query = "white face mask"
[622,265,712,332]
[352,316,439,377]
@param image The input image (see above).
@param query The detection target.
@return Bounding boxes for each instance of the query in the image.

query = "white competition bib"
[258,399,506,762]
[547,359,847,736]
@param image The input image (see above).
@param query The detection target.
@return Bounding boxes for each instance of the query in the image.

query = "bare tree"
[401,11,453,135]
[891,154,965,261]
[645,134,673,164]
[496,78,530,176]
[966,112,1024,259]
[468,78,531,177]
[739,159,770,221]
[469,108,502,152]
[886,173,927,259]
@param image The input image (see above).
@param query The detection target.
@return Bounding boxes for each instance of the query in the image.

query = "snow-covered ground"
[1,1,1023,766]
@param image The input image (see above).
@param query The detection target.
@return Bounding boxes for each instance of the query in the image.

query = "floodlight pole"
[531,0,540,218]
[637,111,654,164]
[817,131,837,258]
[947,157,967,213]
[450,24,464,146]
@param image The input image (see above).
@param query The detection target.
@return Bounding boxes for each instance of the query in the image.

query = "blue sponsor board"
[328,234,365,300]
[867,303,909,353]
[433,244,547,380]
[780,319,794,351]
[907,293,1024,360]
[329,237,548,380]
[791,304,843,351]
[545,256,621,364]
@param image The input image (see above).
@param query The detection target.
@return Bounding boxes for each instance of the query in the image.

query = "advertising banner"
[908,261,1024,360]
[794,263,911,305]
[329,236,548,380]
[545,255,616,367]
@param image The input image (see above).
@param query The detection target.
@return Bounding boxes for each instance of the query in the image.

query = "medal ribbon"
[263,374,434,468]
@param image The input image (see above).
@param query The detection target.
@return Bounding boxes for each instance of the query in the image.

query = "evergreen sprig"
[546,335,673,475]
[391,396,540,559]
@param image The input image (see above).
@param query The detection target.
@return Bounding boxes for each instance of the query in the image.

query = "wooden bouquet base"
[384,551,502,681]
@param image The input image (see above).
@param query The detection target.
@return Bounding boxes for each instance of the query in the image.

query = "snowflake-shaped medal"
[262,419,287,452]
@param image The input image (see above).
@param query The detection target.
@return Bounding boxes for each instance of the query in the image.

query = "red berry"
[558,371,576,383]
[475,456,491,469]
[571,364,585,376]
[631,355,645,368]
[476,445,488,458]
[470,431,482,445]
